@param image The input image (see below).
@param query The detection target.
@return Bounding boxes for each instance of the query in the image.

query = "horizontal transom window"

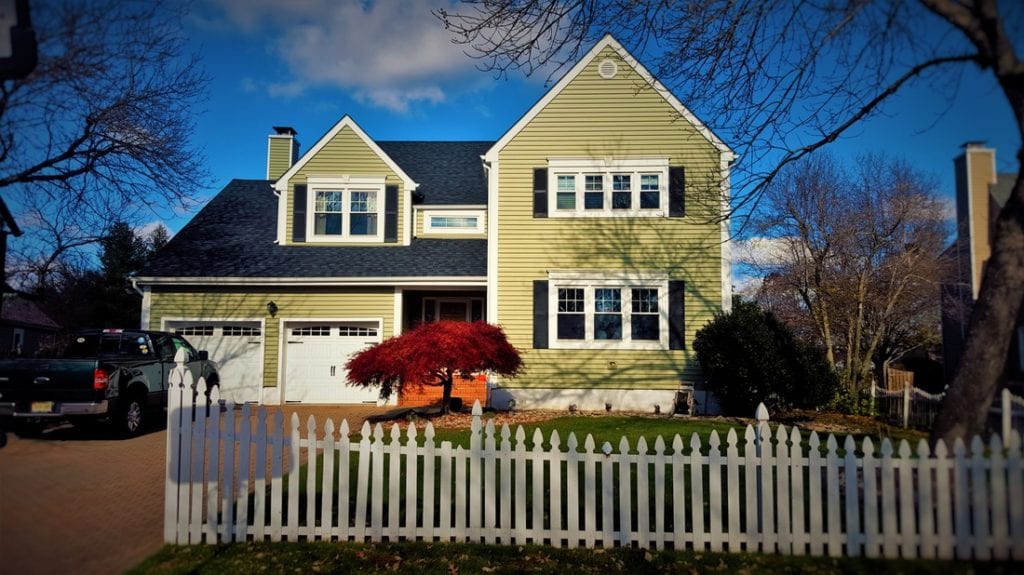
[422,209,486,234]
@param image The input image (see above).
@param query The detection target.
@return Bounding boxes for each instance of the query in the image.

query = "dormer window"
[306,176,385,242]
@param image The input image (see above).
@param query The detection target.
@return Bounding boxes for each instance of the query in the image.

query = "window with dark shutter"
[533,168,548,218]
[533,280,549,349]
[292,184,307,242]
[384,185,398,243]
[669,280,685,349]
[669,167,685,217]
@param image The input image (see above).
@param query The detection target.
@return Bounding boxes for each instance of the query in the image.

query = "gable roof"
[273,115,417,193]
[1,292,59,330]
[378,141,491,205]
[138,180,486,283]
[484,34,734,163]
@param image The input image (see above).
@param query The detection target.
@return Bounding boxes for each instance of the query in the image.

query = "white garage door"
[168,321,264,404]
[284,321,382,403]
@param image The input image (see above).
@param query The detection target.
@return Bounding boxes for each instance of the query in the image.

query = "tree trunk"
[441,375,454,414]
[933,168,1024,443]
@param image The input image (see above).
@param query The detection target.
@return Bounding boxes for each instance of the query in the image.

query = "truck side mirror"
[197,350,209,361]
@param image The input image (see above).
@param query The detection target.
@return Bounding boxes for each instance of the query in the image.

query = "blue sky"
[178,0,1020,236]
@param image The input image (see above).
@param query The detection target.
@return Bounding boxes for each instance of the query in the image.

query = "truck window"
[170,336,197,362]
[155,335,177,361]
[119,335,152,357]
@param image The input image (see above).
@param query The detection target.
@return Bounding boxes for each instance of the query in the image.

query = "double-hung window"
[549,273,669,349]
[548,158,668,217]
[306,176,385,242]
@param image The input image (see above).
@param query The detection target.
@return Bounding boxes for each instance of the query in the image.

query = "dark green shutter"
[292,184,307,242]
[669,280,685,350]
[533,280,549,349]
[533,168,548,218]
[669,166,685,217]
[384,185,399,243]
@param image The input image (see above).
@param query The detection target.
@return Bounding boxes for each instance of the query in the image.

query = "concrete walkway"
[0,404,390,575]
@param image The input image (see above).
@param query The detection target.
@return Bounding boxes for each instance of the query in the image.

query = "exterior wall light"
[266,301,278,317]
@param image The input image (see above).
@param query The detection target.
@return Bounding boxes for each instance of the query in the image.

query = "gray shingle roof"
[378,141,491,205]
[140,179,486,279]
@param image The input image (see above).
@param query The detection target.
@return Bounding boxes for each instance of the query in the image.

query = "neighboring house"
[0,288,59,357]
[940,142,1024,391]
[135,35,734,411]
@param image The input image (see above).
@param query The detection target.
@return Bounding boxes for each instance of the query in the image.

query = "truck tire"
[118,392,146,437]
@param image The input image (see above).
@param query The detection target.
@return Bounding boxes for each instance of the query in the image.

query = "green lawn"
[129,541,1018,575]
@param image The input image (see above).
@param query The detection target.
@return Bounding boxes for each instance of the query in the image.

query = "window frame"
[547,158,669,218]
[547,272,670,350]
[305,175,386,243]
[422,209,486,234]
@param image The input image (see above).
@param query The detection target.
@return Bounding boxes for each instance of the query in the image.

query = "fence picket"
[164,394,1024,560]
[706,432,722,552]
[689,434,704,550]
[970,436,990,560]
[219,401,234,543]
[234,403,252,543]
[387,424,402,539]
[617,437,631,546]
[305,416,317,540]
[843,436,860,557]
[321,418,336,541]
[789,427,805,556]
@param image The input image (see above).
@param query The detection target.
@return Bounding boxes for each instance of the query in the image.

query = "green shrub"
[694,298,839,416]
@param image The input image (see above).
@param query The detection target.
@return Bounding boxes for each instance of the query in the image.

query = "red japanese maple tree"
[345,321,522,413]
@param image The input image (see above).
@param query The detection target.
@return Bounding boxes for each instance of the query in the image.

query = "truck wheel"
[119,394,146,437]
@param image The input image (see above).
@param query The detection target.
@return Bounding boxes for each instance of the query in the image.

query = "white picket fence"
[873,384,1024,438]
[165,355,1024,559]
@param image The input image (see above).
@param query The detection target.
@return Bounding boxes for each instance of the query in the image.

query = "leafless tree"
[752,153,947,395]
[436,0,1023,442]
[2,0,208,291]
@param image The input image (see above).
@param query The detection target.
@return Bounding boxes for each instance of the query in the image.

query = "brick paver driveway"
[0,405,390,575]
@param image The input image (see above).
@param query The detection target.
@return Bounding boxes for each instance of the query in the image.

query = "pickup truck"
[0,329,219,436]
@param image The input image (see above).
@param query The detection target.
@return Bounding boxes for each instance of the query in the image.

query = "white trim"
[274,116,416,193]
[547,273,670,350]
[486,160,500,324]
[484,34,733,163]
[134,276,487,287]
[421,296,485,323]
[305,175,386,243]
[403,187,412,246]
[393,288,403,336]
[720,153,733,313]
[139,286,151,329]
[422,209,486,234]
[488,387,682,413]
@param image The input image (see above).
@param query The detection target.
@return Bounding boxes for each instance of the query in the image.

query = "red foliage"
[345,321,523,407]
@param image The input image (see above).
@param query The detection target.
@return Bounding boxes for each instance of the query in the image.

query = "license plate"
[30,401,54,414]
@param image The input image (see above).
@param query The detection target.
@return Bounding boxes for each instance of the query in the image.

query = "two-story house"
[135,35,734,412]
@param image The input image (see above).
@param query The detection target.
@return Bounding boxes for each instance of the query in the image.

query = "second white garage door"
[284,321,382,403]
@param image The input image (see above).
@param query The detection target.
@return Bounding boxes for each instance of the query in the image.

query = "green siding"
[267,136,292,181]
[496,47,726,390]
[148,287,395,388]
[284,126,405,244]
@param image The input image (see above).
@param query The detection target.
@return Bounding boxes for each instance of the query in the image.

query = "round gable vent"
[597,58,618,79]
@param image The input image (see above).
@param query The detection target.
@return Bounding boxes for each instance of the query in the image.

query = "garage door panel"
[284,322,381,404]
[168,321,263,404]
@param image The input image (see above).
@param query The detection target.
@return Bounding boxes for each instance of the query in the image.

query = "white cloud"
[211,0,476,113]
[732,236,796,268]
